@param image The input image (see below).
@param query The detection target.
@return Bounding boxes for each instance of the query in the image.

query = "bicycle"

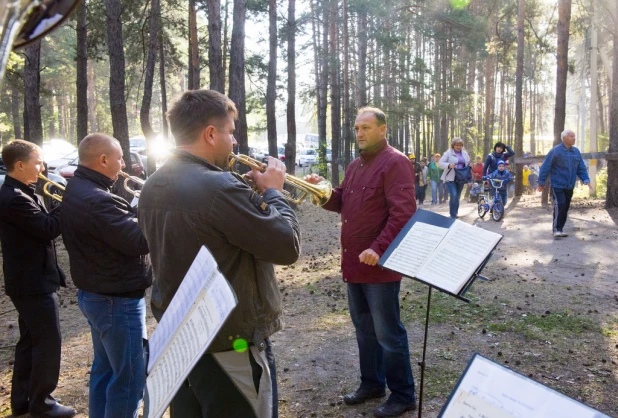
[477,178,505,221]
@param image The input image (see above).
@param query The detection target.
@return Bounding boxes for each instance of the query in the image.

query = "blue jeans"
[446,181,465,218]
[78,290,147,418]
[347,282,416,405]
[430,180,439,204]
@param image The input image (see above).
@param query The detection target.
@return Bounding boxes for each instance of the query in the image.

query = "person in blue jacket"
[537,129,591,238]
[483,160,513,206]
[484,142,515,176]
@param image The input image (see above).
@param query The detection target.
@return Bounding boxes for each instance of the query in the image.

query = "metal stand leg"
[418,286,432,418]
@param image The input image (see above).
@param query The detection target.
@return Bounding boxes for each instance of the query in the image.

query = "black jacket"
[0,176,66,297]
[62,166,151,297]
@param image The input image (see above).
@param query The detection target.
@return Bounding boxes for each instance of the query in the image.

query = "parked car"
[296,148,317,167]
[42,139,77,163]
[130,136,147,155]
[47,149,78,173]
[59,150,146,180]
[262,147,285,163]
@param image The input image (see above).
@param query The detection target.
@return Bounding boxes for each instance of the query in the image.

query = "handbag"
[454,166,472,184]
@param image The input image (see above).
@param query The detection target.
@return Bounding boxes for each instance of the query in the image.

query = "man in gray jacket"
[138,89,300,418]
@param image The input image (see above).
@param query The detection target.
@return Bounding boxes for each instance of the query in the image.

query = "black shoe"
[30,403,77,418]
[373,399,417,417]
[343,387,386,405]
[10,408,28,417]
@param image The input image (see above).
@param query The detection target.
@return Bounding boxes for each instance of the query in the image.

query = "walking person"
[305,107,417,417]
[439,138,471,219]
[537,129,591,238]
[0,140,76,418]
[61,134,152,418]
[428,154,441,205]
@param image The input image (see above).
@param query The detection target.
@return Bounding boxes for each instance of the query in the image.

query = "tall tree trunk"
[87,62,98,132]
[24,40,43,146]
[229,0,248,159]
[285,0,296,177]
[266,0,277,159]
[207,0,224,92]
[530,79,536,155]
[554,0,572,146]
[160,40,169,140]
[515,0,525,196]
[357,5,367,107]
[76,2,88,143]
[607,0,618,208]
[546,0,572,205]
[342,0,351,168]
[329,0,340,186]
[11,85,21,139]
[104,0,130,171]
[318,0,329,177]
[188,0,200,89]
[141,0,160,176]
[222,0,230,78]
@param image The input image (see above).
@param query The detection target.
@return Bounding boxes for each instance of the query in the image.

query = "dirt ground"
[0,193,617,418]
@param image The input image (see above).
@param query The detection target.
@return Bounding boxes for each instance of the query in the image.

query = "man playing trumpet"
[139,89,300,418]
[0,140,75,418]
[61,134,151,418]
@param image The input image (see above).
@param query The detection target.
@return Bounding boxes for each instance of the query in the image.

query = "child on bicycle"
[483,160,513,205]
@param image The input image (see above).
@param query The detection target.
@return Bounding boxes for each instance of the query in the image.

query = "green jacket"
[428,161,441,182]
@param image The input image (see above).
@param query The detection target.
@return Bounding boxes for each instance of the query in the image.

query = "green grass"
[488,313,598,340]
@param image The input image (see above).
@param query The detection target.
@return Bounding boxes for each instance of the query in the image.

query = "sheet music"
[416,221,501,294]
[144,246,237,418]
[441,355,610,418]
[382,222,449,278]
[147,246,223,373]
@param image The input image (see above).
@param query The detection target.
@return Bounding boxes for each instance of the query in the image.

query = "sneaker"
[553,231,568,238]
[559,231,569,237]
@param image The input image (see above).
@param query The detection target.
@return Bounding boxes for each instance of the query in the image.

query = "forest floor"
[0,193,617,418]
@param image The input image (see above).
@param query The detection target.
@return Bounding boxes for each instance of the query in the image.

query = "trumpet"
[228,153,332,206]
[118,171,145,198]
[38,173,65,203]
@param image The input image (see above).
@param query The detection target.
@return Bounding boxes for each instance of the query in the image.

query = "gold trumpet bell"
[38,174,65,203]
[229,153,332,206]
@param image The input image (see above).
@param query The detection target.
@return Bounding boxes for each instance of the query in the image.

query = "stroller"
[468,182,482,203]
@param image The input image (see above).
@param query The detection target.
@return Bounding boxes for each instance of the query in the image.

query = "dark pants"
[151,305,278,418]
[552,188,573,233]
[167,340,278,418]
[10,293,61,415]
[347,282,416,405]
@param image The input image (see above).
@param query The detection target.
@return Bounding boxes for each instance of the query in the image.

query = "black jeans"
[10,292,61,415]
[551,188,573,232]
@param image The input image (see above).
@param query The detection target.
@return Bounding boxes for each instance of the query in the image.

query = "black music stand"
[378,209,501,418]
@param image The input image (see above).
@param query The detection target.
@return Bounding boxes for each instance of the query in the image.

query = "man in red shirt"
[306,107,417,417]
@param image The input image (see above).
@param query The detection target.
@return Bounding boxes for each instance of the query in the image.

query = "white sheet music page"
[416,221,501,294]
[441,355,610,418]
[145,246,237,418]
[382,222,449,278]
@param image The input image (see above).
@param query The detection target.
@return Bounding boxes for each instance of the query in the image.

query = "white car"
[296,148,317,167]
[47,149,78,172]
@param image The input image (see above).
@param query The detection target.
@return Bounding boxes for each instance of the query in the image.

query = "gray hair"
[450,137,464,149]
[561,130,575,140]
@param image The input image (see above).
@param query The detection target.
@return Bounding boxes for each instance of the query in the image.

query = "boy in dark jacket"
[484,160,513,206]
